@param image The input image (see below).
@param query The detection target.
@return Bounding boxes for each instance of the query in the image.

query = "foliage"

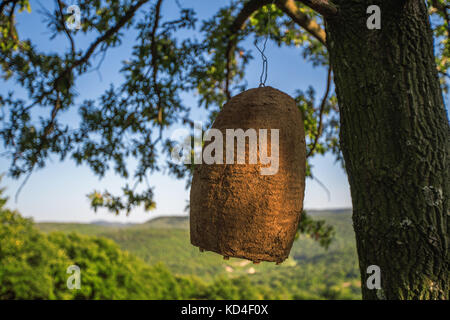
[1,1,446,213]
[428,0,450,92]
[296,211,335,249]
[37,209,361,300]
[0,185,198,299]
[0,179,360,300]
[0,199,68,299]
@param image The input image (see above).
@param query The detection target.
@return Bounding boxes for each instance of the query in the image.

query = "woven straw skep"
[190,86,306,263]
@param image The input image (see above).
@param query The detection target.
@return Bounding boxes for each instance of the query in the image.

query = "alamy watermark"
[170,121,280,175]
[367,5,381,30]
[67,265,81,290]
[65,4,381,32]
[65,4,81,31]
[366,264,381,290]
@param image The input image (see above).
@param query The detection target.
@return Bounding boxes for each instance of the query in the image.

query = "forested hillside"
[36,210,361,299]
[0,181,361,300]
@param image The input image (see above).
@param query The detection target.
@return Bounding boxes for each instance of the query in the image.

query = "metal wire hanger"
[254,0,275,87]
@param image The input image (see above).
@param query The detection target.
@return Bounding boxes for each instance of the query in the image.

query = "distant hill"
[143,215,189,229]
[36,222,116,235]
[306,208,353,215]
[90,220,136,227]
[38,210,352,231]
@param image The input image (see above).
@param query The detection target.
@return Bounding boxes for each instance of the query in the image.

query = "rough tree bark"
[325,0,449,299]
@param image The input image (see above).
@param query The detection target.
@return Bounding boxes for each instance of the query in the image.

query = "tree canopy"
[0,0,448,213]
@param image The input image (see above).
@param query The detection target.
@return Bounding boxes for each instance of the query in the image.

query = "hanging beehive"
[190,86,306,264]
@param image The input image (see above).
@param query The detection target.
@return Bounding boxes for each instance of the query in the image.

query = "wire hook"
[254,0,275,87]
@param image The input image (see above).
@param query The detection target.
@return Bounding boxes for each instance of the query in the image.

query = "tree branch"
[150,0,164,125]
[21,0,149,174]
[307,66,332,158]
[32,0,149,114]
[225,0,273,99]
[225,0,329,98]
[77,0,148,73]
[56,0,75,57]
[431,0,449,37]
[231,0,273,32]
[298,0,338,17]
[276,0,326,45]
[0,0,16,15]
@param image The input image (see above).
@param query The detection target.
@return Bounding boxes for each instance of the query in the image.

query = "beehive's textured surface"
[190,86,306,263]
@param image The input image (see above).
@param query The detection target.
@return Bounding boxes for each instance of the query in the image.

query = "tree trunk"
[325,0,449,299]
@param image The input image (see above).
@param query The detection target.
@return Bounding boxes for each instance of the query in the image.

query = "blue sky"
[2,0,361,222]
